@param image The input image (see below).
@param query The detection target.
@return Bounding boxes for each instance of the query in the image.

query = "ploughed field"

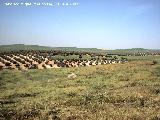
[0,57,160,120]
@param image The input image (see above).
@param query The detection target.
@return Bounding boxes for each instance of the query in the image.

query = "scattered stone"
[67,73,77,79]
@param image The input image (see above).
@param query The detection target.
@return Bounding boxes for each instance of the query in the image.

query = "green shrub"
[152,60,158,65]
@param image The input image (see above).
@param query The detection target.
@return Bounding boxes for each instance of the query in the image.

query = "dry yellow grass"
[0,60,160,120]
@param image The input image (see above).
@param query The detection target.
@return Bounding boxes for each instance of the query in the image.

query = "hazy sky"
[0,0,160,49]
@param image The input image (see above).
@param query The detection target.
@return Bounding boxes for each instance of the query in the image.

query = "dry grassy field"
[0,58,160,120]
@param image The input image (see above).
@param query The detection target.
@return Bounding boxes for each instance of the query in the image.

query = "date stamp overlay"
[1,2,79,7]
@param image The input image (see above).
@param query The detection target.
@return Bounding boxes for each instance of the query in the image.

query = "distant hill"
[0,44,159,54]
[0,44,104,53]
[107,48,160,55]
[107,48,149,54]
[0,44,53,51]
